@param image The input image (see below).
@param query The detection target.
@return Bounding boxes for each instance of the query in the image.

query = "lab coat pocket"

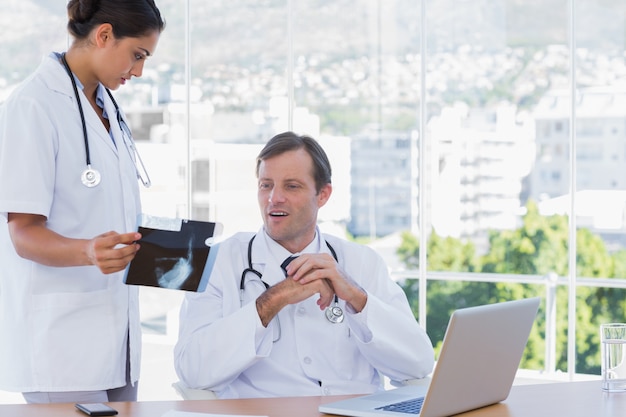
[30,289,123,387]
[328,320,357,379]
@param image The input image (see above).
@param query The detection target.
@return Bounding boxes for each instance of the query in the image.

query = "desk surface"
[1,380,625,417]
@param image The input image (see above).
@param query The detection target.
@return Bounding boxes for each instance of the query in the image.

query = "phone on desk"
[75,403,118,416]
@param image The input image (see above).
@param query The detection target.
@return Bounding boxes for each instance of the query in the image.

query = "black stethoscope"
[60,53,151,188]
[240,235,345,325]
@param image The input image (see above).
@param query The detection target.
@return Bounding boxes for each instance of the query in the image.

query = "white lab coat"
[174,228,434,398]
[0,53,142,392]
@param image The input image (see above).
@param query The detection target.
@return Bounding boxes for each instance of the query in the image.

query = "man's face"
[257,148,331,253]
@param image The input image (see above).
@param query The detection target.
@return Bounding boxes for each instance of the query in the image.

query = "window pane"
[187,0,288,237]
[573,0,626,375]
[426,0,569,271]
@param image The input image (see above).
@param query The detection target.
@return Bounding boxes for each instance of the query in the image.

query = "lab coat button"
[297,307,306,315]
[323,387,331,395]
[304,356,312,365]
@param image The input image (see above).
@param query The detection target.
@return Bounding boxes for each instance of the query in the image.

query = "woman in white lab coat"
[0,0,164,404]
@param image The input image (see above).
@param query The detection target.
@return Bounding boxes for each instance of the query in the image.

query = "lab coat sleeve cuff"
[250,302,275,355]
[345,291,373,343]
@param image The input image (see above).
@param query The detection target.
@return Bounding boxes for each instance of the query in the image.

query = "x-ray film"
[124,215,222,292]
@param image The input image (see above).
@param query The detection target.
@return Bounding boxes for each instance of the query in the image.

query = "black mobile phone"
[75,403,118,416]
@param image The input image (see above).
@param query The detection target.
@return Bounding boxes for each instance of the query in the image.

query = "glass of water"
[601,323,626,392]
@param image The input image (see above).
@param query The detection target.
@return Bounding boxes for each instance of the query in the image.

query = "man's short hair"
[256,131,332,193]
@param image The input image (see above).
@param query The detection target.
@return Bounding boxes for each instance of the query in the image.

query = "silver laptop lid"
[318,297,541,417]
[420,297,540,417]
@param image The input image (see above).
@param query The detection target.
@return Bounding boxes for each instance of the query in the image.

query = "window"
[2,0,626,402]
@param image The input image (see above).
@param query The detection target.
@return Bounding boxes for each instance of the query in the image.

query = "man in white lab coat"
[174,132,434,399]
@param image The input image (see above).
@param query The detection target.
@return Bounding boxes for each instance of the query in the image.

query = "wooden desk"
[456,380,626,417]
[1,380,625,417]
[0,395,352,417]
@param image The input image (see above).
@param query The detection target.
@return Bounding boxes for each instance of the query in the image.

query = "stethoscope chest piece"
[81,165,101,187]
[325,303,344,324]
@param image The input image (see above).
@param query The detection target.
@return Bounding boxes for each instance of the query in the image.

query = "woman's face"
[95,29,160,90]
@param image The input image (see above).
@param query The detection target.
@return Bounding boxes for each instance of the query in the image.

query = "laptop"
[319,297,541,417]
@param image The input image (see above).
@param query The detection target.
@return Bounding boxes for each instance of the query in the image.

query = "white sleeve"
[173,241,274,391]
[337,241,435,382]
[0,91,57,217]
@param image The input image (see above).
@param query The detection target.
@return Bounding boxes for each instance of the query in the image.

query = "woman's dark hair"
[256,132,332,194]
[67,0,165,40]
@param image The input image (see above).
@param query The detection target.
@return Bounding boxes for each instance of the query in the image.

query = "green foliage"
[397,230,479,272]
[480,201,569,275]
[576,228,612,278]
[397,199,626,375]
[612,250,626,278]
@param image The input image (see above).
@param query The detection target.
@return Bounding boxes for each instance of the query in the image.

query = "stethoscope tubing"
[60,53,92,168]
[240,234,344,324]
[60,52,150,188]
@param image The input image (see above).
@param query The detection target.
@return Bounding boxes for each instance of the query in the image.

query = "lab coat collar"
[39,53,75,99]
[251,227,330,286]
[41,52,120,154]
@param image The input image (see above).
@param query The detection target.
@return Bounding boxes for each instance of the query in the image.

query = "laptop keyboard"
[376,397,425,414]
